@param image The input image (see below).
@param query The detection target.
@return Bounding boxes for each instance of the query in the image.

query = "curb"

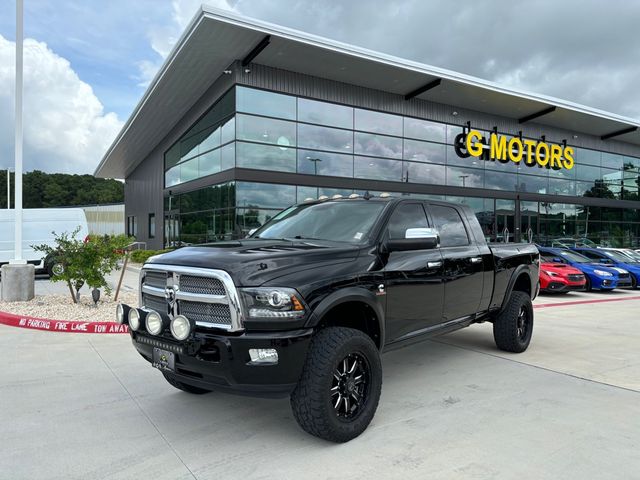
[0,310,129,334]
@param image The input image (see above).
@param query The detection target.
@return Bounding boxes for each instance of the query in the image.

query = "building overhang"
[95,5,640,179]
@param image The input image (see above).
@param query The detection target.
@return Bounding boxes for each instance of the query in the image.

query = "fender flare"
[500,265,533,312]
[306,287,386,349]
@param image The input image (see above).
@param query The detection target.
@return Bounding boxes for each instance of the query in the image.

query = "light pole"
[307,157,322,175]
[6,168,12,209]
[459,175,469,188]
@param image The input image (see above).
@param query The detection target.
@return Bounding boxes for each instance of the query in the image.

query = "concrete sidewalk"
[1,292,639,480]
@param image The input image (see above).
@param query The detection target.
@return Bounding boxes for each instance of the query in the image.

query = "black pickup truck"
[117,196,539,442]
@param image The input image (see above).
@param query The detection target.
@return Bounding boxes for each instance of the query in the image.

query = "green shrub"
[129,249,174,264]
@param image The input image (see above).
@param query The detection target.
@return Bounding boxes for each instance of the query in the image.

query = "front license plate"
[152,348,175,372]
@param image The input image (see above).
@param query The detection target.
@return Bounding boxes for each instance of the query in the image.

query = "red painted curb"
[0,310,129,334]
[534,295,640,309]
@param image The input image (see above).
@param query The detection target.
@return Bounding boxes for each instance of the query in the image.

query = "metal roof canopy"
[95,6,640,178]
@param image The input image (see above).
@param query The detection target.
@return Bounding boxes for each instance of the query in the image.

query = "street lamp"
[307,157,322,175]
[459,175,469,187]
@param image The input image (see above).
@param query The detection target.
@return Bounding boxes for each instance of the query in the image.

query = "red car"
[539,262,587,294]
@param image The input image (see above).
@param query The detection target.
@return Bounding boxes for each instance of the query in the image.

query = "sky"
[1,0,640,176]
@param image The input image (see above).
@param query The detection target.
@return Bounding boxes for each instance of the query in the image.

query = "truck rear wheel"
[290,327,382,443]
[493,291,534,353]
[162,372,211,394]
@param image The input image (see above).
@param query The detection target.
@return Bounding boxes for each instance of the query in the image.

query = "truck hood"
[144,239,361,286]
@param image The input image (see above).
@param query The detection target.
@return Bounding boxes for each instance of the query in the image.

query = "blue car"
[537,247,626,291]
[572,248,640,289]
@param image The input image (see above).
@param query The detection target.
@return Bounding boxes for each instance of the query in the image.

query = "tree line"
[0,170,123,208]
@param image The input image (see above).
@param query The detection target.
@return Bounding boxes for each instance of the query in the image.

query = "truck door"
[383,202,445,342]
[427,203,484,321]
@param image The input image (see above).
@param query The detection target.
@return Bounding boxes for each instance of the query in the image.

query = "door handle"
[427,261,443,268]
[470,257,483,264]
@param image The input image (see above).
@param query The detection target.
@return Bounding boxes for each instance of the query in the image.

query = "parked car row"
[537,246,640,293]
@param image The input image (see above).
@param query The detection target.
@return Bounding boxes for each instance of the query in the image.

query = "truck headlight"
[128,308,144,331]
[145,310,168,336]
[170,315,193,341]
[239,287,306,319]
[594,269,613,277]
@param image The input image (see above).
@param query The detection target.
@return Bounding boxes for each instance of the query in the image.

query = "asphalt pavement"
[1,289,639,480]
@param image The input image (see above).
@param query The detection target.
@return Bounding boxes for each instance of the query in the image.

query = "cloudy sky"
[1,0,639,175]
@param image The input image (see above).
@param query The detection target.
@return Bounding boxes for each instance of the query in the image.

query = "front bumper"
[131,328,313,398]
[541,281,586,293]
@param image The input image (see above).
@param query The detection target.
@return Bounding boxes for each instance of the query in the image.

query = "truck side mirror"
[386,228,440,252]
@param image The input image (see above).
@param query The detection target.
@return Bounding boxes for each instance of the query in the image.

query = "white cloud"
[139,0,237,87]
[0,35,123,174]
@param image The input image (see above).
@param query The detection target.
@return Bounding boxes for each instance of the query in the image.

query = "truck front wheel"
[290,327,382,443]
[493,291,534,353]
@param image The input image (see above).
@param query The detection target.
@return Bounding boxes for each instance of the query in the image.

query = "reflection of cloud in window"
[237,182,296,209]
[354,157,402,181]
[354,133,402,159]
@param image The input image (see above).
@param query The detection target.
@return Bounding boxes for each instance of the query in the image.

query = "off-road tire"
[290,327,382,443]
[162,372,211,394]
[493,291,534,353]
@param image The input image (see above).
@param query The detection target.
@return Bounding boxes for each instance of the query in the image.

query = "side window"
[429,205,469,247]
[386,203,429,240]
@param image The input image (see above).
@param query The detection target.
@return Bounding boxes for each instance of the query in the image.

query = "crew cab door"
[382,202,444,342]
[427,203,484,321]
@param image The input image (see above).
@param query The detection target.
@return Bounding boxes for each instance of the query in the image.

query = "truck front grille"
[139,265,243,331]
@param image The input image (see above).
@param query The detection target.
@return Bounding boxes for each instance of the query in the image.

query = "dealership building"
[96,7,640,249]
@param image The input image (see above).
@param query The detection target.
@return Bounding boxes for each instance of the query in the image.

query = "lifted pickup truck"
[117,196,539,442]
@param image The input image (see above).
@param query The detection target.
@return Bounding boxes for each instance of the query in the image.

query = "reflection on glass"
[236,86,296,120]
[601,152,623,170]
[576,148,601,166]
[404,139,446,163]
[236,142,296,172]
[236,208,281,236]
[354,156,402,181]
[180,158,199,183]
[236,182,296,209]
[548,177,576,196]
[297,150,353,177]
[221,116,235,144]
[404,117,446,143]
[354,132,402,159]
[403,161,446,184]
[446,125,465,144]
[446,144,487,168]
[354,109,402,136]
[483,170,517,190]
[199,126,221,153]
[298,124,353,153]
[297,186,318,203]
[165,166,180,187]
[298,98,353,129]
[199,148,221,177]
[236,114,296,147]
[517,174,548,194]
[575,164,601,182]
[221,143,235,171]
[447,166,485,188]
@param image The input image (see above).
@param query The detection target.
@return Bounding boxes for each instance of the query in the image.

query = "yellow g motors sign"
[454,130,574,170]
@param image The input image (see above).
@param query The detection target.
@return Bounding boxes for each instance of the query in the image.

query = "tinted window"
[297,150,353,177]
[298,124,353,153]
[236,87,296,120]
[236,114,296,147]
[298,98,353,129]
[404,117,446,143]
[387,203,429,240]
[429,204,469,247]
[354,109,403,136]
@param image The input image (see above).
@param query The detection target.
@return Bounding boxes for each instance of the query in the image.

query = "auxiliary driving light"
[170,315,193,341]
[248,348,278,365]
[145,310,166,336]
[115,303,130,325]
[128,308,142,331]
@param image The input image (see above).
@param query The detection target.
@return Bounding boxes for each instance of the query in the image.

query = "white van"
[0,208,89,274]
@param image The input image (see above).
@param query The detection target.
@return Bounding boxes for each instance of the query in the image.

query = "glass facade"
[162,86,640,248]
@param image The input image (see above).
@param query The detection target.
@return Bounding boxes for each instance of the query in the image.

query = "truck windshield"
[252,201,386,244]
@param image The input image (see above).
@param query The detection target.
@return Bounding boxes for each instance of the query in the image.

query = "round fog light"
[128,308,141,331]
[170,315,192,341]
[115,304,129,324]
[145,311,164,335]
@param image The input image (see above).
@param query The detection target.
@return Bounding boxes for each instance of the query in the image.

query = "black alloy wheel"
[331,353,369,420]
[515,305,530,342]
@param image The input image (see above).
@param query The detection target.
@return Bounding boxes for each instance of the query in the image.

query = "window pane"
[404,139,446,164]
[429,204,469,247]
[180,157,199,183]
[236,208,281,236]
[446,166,485,188]
[446,124,466,144]
[221,143,235,171]
[165,165,180,187]
[404,117,446,143]
[354,109,402,136]
[601,152,624,170]
[298,124,353,153]
[297,150,353,177]
[236,114,296,147]
[404,161,446,184]
[297,186,318,203]
[236,142,296,172]
[483,170,516,191]
[236,182,296,209]
[165,144,180,170]
[199,125,221,152]
[387,203,429,240]
[549,177,576,196]
[236,87,296,120]
[446,144,490,168]
[517,174,548,194]
[298,98,353,129]
[575,164,601,182]
[576,148,601,166]
[354,156,402,181]
[354,132,402,159]
[548,164,576,180]
[221,116,235,144]
[199,148,221,177]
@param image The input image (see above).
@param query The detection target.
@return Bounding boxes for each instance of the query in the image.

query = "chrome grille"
[179,301,232,325]
[139,264,244,331]
[144,271,167,289]
[180,275,225,295]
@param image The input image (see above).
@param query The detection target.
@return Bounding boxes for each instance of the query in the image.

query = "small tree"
[33,229,132,304]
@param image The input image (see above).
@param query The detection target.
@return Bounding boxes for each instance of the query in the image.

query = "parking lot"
[2,289,639,480]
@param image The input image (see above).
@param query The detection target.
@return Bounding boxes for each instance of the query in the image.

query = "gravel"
[0,291,139,322]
